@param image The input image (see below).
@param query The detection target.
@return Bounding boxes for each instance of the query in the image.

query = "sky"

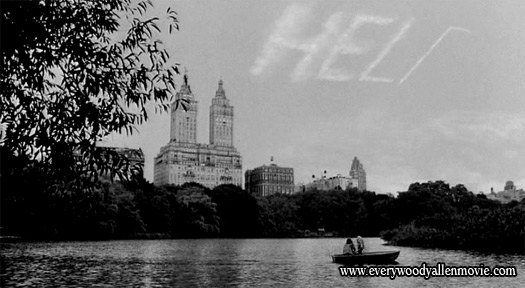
[107,0,525,194]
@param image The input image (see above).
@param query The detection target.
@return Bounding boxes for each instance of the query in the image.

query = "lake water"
[1,238,524,287]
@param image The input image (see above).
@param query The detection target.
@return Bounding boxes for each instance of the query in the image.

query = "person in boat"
[343,238,357,255]
[356,236,365,255]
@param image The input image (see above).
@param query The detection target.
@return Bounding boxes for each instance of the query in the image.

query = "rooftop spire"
[181,67,192,94]
[215,78,225,98]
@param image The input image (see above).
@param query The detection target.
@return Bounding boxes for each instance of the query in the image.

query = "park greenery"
[2,162,524,255]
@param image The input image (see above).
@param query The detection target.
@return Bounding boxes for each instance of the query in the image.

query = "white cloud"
[398,111,525,192]
[429,111,525,143]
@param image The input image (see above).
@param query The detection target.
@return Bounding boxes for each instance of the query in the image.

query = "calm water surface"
[1,238,524,287]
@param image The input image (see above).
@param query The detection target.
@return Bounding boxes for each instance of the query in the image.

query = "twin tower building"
[154,74,367,193]
[153,75,243,188]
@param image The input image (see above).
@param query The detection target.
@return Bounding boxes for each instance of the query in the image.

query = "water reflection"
[196,239,244,286]
[1,238,524,287]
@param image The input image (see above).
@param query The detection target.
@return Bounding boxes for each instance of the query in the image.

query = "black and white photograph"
[1,0,524,286]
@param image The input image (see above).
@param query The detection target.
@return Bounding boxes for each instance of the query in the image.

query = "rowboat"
[332,251,400,265]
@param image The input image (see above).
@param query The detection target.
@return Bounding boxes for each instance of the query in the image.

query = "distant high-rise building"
[487,180,525,203]
[349,157,366,191]
[245,163,294,197]
[154,75,242,188]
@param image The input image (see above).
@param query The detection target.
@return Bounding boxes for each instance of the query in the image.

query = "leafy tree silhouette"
[1,0,186,189]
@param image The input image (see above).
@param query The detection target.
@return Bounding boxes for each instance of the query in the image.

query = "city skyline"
[106,0,525,194]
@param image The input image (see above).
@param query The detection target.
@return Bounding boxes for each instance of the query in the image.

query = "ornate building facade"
[153,76,242,188]
[245,163,294,197]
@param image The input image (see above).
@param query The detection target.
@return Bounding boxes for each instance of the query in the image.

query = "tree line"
[2,158,523,254]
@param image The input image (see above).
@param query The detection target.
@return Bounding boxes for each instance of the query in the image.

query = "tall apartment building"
[153,76,242,188]
[349,157,367,191]
[245,163,294,197]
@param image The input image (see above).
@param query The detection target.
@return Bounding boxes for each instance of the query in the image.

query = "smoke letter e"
[318,15,394,81]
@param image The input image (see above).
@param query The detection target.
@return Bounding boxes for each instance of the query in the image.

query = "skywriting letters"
[251,3,471,85]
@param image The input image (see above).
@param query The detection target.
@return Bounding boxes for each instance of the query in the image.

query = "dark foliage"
[1,0,182,188]
[2,169,523,254]
[380,181,524,255]
[207,184,260,237]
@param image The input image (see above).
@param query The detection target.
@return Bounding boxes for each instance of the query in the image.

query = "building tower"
[349,157,367,191]
[170,73,198,143]
[209,79,234,147]
[154,75,242,188]
[504,180,516,191]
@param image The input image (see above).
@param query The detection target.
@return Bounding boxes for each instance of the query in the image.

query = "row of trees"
[379,181,525,254]
[2,159,523,254]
